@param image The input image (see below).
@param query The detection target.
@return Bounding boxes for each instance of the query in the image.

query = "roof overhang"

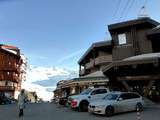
[103,52,160,74]
[0,48,20,58]
[78,40,112,64]
[108,17,159,33]
[147,25,160,38]
[59,76,109,88]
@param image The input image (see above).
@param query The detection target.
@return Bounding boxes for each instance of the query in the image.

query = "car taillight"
[71,100,77,108]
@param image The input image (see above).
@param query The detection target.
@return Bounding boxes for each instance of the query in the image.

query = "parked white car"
[88,92,144,116]
[68,88,109,111]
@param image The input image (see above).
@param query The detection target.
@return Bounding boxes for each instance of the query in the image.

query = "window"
[5,81,8,86]
[120,93,140,100]
[104,93,119,100]
[91,89,107,95]
[120,93,129,100]
[118,33,127,45]
[80,88,92,95]
[130,93,140,99]
[98,89,107,94]
[91,90,96,95]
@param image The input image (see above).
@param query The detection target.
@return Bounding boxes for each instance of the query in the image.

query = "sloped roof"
[0,48,20,57]
[103,52,160,73]
[147,25,160,35]
[0,44,20,57]
[78,40,111,64]
[0,44,19,50]
[108,17,159,31]
[123,52,160,61]
[80,70,106,78]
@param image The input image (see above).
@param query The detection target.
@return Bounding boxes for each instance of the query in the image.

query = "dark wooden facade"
[0,44,22,98]
[108,17,159,61]
[78,41,112,76]
[54,17,160,101]
[103,17,160,101]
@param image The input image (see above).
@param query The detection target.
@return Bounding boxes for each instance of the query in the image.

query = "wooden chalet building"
[78,41,112,76]
[0,44,25,98]
[54,41,112,98]
[54,17,160,101]
[102,17,160,101]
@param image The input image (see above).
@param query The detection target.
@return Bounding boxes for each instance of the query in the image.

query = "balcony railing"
[86,60,94,69]
[85,56,112,69]
[79,69,85,76]
[0,86,15,91]
[0,65,20,73]
[0,76,20,82]
[95,55,112,65]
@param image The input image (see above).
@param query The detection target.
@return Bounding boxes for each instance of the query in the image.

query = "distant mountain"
[29,66,78,87]
[23,65,78,101]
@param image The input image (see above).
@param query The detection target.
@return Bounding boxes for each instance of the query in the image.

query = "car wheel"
[136,103,143,112]
[79,101,89,112]
[105,106,114,117]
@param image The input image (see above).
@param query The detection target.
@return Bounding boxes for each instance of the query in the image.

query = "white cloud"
[22,65,78,101]
[26,65,70,82]
[21,82,54,101]
[57,49,84,64]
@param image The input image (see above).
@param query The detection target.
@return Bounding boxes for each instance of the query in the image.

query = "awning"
[80,70,106,78]
[103,52,160,73]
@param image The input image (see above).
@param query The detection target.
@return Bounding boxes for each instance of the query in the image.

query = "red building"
[0,44,26,98]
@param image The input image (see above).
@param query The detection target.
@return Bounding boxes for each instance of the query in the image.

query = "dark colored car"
[59,97,68,106]
[0,92,6,104]
[0,92,12,105]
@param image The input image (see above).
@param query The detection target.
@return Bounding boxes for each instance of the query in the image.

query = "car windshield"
[80,89,92,95]
[103,93,119,100]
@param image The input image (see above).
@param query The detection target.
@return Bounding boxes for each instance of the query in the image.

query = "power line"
[119,0,132,21]
[123,0,135,20]
[112,0,122,21]
[143,0,148,6]
[138,0,149,18]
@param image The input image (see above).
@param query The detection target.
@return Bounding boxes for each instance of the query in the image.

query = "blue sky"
[0,0,160,70]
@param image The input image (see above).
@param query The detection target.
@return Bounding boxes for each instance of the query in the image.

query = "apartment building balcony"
[0,65,20,73]
[12,76,20,82]
[0,76,20,83]
[95,55,112,65]
[0,86,15,91]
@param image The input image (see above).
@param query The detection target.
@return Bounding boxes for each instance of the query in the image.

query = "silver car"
[88,92,144,116]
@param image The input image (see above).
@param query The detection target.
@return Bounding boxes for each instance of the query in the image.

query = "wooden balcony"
[12,76,20,82]
[95,55,112,65]
[0,86,15,91]
[0,65,20,73]
[86,60,94,69]
[79,69,85,76]
[85,56,112,69]
[0,76,20,83]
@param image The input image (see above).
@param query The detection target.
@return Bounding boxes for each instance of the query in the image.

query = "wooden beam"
[117,74,160,81]
[121,81,131,91]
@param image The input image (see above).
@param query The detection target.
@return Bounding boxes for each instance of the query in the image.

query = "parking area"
[56,103,160,120]
[0,103,160,120]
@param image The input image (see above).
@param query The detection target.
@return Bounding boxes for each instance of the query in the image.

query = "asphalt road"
[0,103,160,120]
